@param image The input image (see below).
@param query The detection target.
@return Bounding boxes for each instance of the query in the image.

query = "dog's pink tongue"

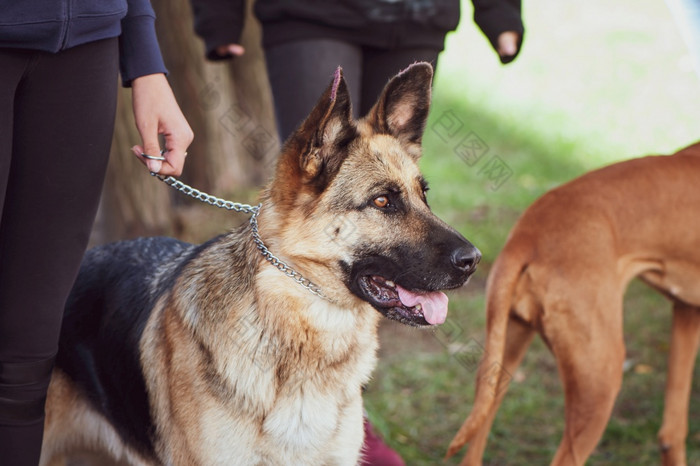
[396,286,448,325]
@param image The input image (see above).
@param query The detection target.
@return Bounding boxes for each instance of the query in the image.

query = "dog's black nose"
[451,245,481,275]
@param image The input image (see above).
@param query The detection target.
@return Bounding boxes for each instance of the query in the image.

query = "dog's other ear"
[366,62,433,158]
[286,67,355,189]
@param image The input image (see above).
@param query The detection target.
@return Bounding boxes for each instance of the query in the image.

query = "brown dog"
[447,142,700,465]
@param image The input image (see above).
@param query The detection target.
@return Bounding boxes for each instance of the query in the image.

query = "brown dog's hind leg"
[658,301,700,466]
[545,296,626,466]
[459,317,535,466]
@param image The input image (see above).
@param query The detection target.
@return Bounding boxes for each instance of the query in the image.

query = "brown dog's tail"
[445,240,531,460]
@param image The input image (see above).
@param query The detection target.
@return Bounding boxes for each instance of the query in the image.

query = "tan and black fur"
[41,63,480,465]
[447,142,700,466]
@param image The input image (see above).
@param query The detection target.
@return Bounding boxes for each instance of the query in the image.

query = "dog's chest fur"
[139,236,380,465]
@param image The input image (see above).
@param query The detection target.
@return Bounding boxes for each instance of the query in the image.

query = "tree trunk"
[92,0,277,245]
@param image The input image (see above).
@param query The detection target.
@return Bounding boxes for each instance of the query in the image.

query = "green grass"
[363,0,700,464]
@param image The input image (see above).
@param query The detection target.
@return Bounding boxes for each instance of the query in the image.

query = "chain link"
[249,208,326,299]
[152,174,328,300]
[153,174,260,215]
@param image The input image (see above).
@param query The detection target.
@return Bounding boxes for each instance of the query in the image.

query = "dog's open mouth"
[357,275,448,327]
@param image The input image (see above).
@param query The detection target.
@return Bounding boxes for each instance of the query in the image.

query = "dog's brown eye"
[373,196,389,208]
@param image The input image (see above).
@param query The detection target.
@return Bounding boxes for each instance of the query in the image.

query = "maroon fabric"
[361,417,406,466]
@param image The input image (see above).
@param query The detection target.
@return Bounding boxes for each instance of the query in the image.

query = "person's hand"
[131,73,193,176]
[215,43,245,58]
[497,31,520,60]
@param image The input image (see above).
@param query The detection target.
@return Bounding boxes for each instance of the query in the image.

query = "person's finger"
[227,44,245,56]
[158,145,187,177]
[140,136,163,173]
[215,43,246,58]
[132,144,162,174]
[497,31,519,58]
[158,122,193,177]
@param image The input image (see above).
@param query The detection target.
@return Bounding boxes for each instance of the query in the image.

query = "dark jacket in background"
[0,0,167,86]
[191,0,523,63]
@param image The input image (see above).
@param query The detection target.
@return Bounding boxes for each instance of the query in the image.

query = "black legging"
[0,38,118,465]
[264,39,440,141]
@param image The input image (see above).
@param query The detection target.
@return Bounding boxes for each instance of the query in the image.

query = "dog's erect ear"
[289,67,355,188]
[366,62,433,157]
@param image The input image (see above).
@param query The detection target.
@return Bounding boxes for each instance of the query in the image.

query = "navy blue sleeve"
[119,0,168,87]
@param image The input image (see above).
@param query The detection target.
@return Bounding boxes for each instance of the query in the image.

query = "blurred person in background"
[191,0,524,140]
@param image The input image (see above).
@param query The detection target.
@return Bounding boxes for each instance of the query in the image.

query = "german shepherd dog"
[41,63,480,465]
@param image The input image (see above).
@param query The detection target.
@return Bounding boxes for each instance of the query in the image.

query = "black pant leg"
[359,46,441,116]
[264,39,363,142]
[0,38,118,466]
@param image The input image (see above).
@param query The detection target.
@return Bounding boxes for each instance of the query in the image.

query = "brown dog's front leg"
[658,301,700,466]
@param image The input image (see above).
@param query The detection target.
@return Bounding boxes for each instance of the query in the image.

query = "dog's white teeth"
[385,280,395,288]
[415,304,422,311]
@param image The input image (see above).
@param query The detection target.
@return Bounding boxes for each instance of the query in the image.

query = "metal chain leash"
[152,173,328,300]
[153,174,260,215]
[248,207,327,299]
